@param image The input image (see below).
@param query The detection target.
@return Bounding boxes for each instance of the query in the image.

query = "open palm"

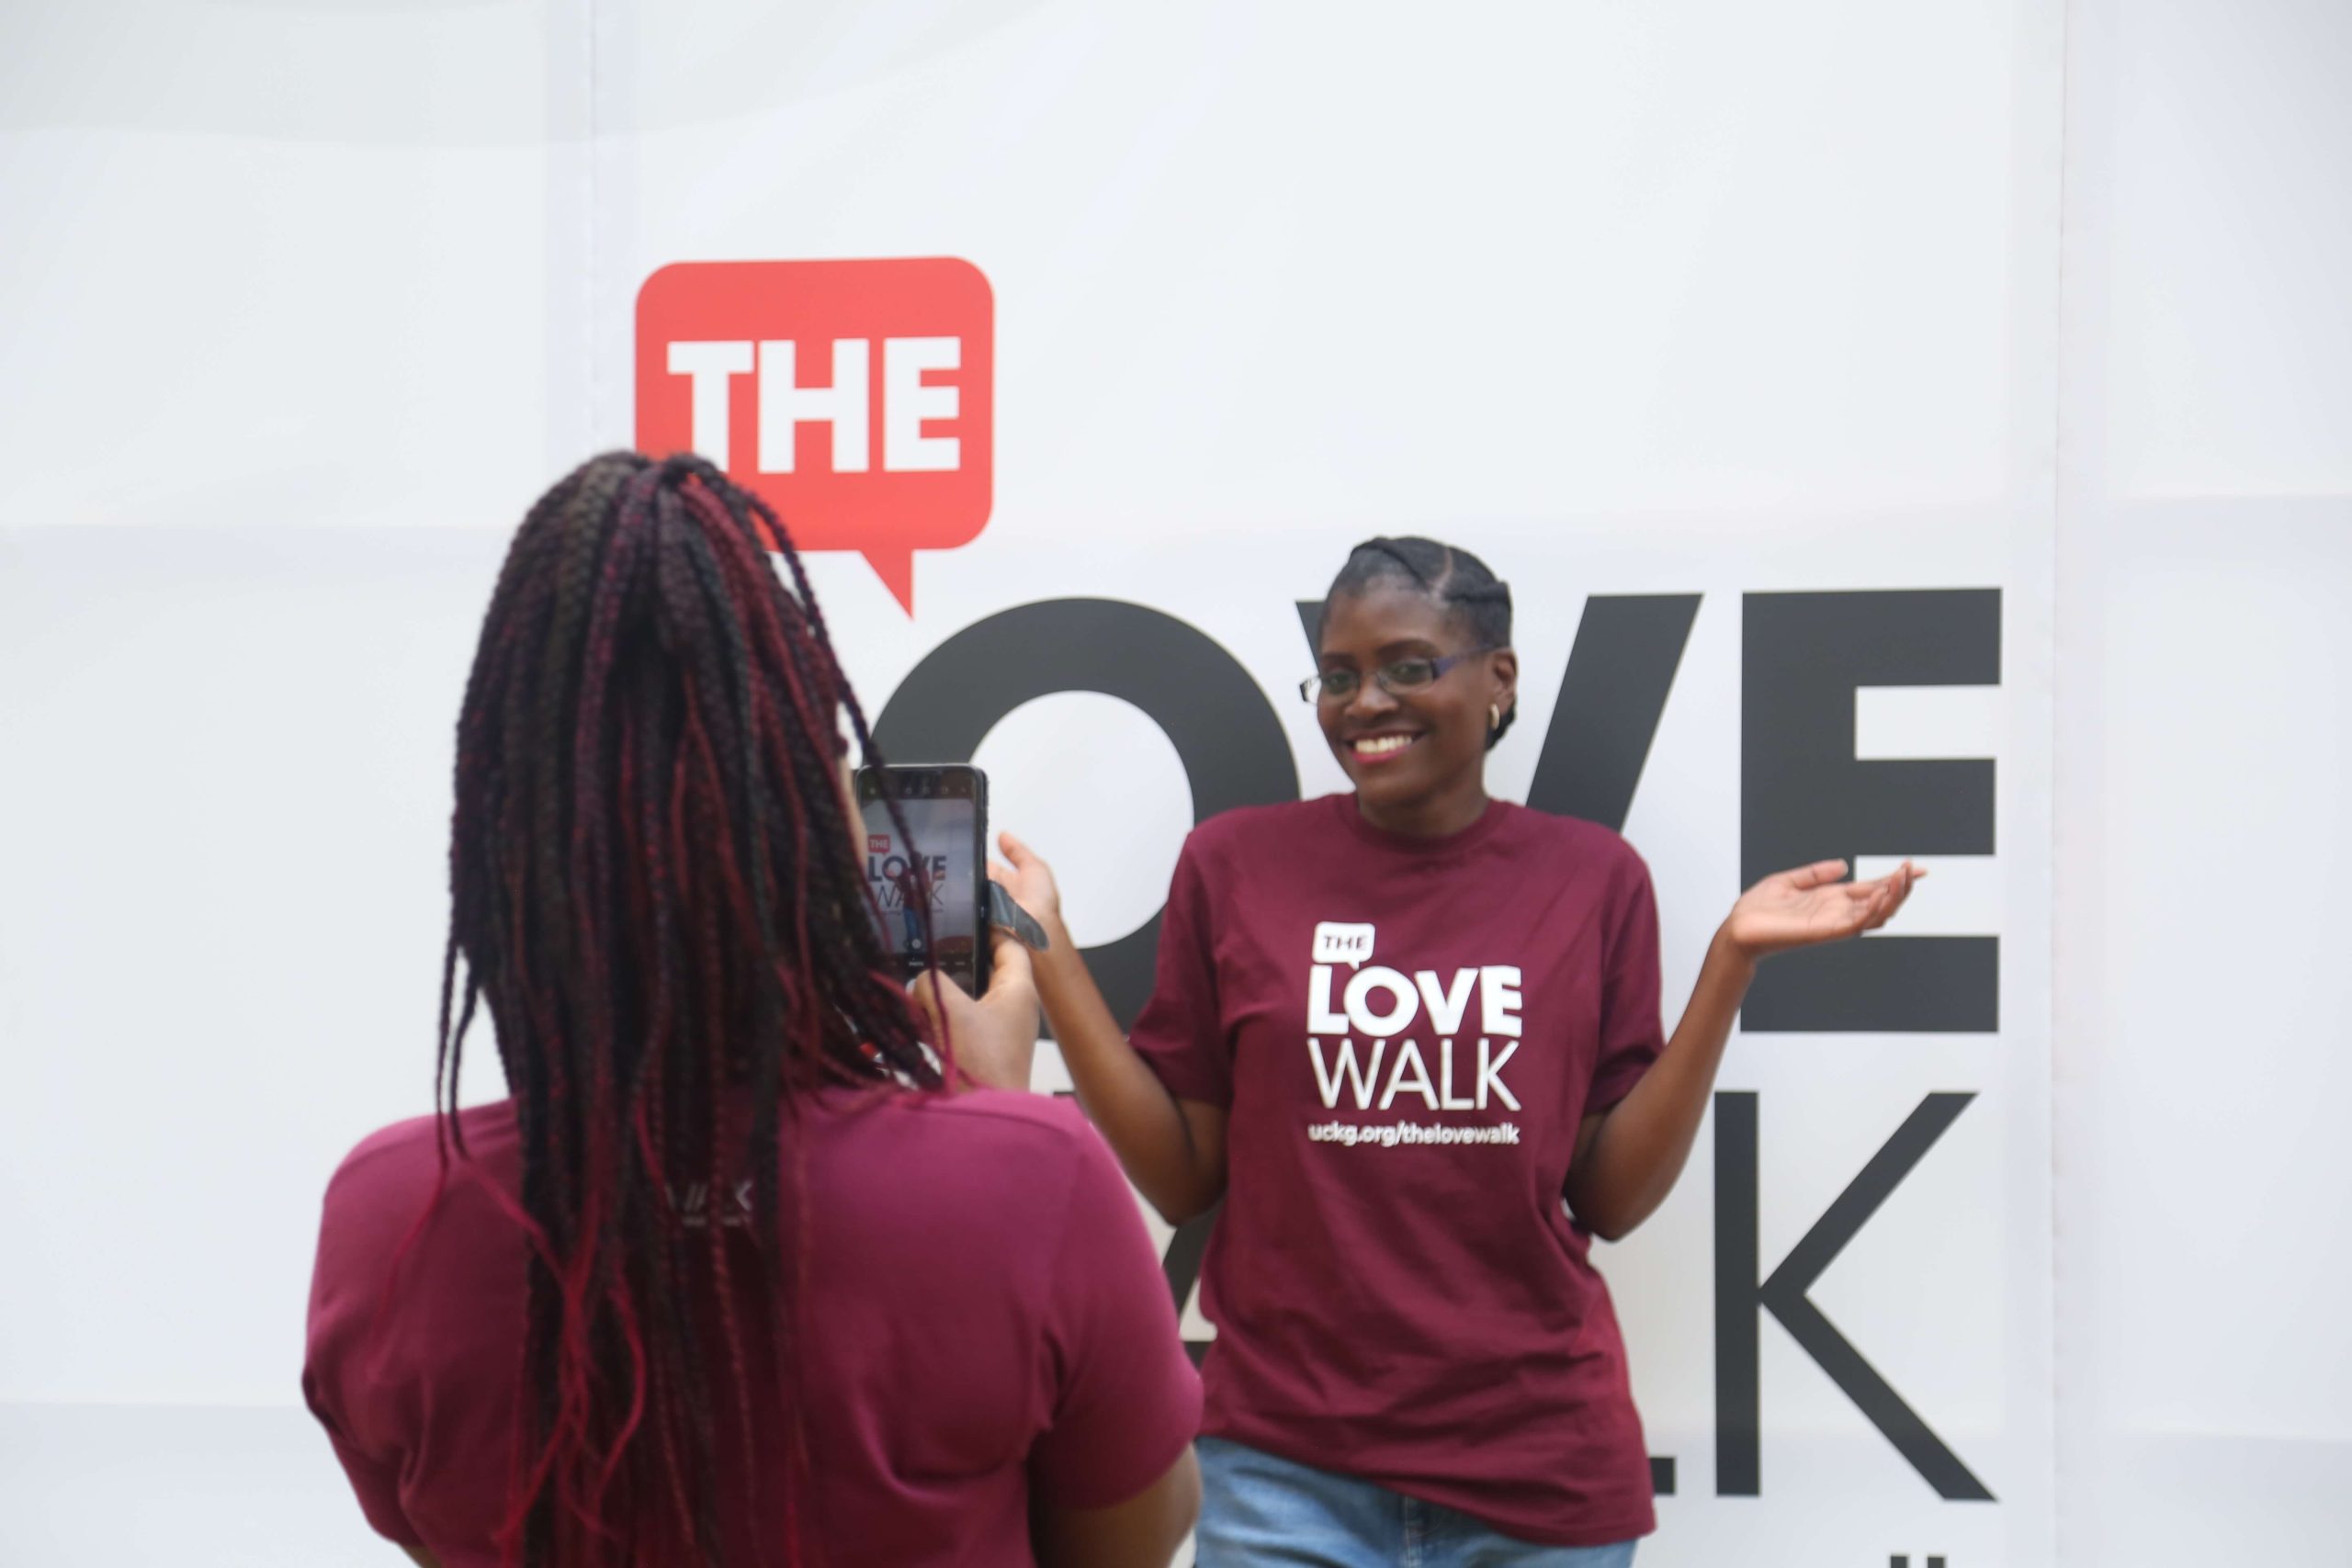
[1724,858,1922,961]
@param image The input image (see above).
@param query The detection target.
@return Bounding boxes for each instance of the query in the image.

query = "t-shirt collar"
[1327,791,1513,858]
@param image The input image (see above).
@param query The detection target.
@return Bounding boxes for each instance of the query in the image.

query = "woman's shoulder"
[1498,803,1652,877]
[820,1087,1109,1190]
[334,1100,515,1170]
[814,1090,1136,1269]
[320,1103,519,1227]
[890,1084,1099,1145]
[309,1104,525,1337]
[1182,795,1341,859]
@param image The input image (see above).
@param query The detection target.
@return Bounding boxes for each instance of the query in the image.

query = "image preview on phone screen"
[860,795,979,982]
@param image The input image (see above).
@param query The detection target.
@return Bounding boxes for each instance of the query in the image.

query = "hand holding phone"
[903,927,1040,1093]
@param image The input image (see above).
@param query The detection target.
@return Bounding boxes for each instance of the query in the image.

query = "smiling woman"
[1307,538,1520,837]
[996,533,1924,1568]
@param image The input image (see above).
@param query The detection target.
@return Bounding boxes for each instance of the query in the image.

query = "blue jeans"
[1195,1438,1640,1568]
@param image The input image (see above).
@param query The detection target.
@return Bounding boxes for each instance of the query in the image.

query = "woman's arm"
[995,835,1229,1225]
[1565,859,1918,1240]
[1032,1448,1203,1568]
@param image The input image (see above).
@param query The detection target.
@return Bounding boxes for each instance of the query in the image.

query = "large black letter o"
[874,599,1298,1030]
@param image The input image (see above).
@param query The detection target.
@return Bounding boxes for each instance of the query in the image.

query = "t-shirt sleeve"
[1589,851,1668,1114]
[1027,1125,1204,1509]
[1125,833,1232,1107]
[301,1162,426,1551]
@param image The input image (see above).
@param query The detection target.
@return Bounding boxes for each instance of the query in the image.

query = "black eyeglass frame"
[1298,649,1498,705]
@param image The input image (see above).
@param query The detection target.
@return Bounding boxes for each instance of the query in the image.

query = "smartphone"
[855,763,989,995]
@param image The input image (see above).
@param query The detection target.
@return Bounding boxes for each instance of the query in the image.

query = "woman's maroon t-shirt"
[1131,794,1666,1547]
[303,1088,1200,1566]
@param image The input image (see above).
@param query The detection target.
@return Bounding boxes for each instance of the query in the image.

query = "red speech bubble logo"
[635,258,993,612]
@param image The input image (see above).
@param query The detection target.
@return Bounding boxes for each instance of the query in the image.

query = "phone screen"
[855,766,986,993]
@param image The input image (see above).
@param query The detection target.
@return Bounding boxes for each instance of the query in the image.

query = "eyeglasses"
[1299,650,1492,705]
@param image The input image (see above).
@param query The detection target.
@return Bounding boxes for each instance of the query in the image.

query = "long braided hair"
[435,451,938,1565]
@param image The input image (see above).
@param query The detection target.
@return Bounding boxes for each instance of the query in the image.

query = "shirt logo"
[1304,923,1525,1131]
[669,1179,754,1229]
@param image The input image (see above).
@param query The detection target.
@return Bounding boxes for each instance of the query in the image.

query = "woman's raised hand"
[991,831,1068,942]
[1722,858,1924,962]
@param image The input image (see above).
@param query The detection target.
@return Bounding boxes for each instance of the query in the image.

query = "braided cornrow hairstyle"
[435,451,941,1566]
[1321,536,1518,748]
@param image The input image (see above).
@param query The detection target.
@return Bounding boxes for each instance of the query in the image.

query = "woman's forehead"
[1319,580,1456,652]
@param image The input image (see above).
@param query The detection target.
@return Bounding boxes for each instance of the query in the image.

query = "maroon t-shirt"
[304,1088,1200,1566]
[1131,793,1665,1547]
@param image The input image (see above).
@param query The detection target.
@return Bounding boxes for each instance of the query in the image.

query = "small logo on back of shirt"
[669,1179,754,1228]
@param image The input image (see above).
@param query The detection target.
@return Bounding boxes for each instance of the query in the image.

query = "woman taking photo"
[302,453,1202,1568]
[995,536,1919,1567]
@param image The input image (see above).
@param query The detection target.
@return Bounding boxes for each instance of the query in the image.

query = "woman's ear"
[1488,648,1520,720]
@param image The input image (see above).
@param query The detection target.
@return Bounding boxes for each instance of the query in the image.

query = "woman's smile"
[1346,729,1425,764]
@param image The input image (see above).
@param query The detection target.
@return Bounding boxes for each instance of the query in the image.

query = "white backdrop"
[0,3,2345,1565]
